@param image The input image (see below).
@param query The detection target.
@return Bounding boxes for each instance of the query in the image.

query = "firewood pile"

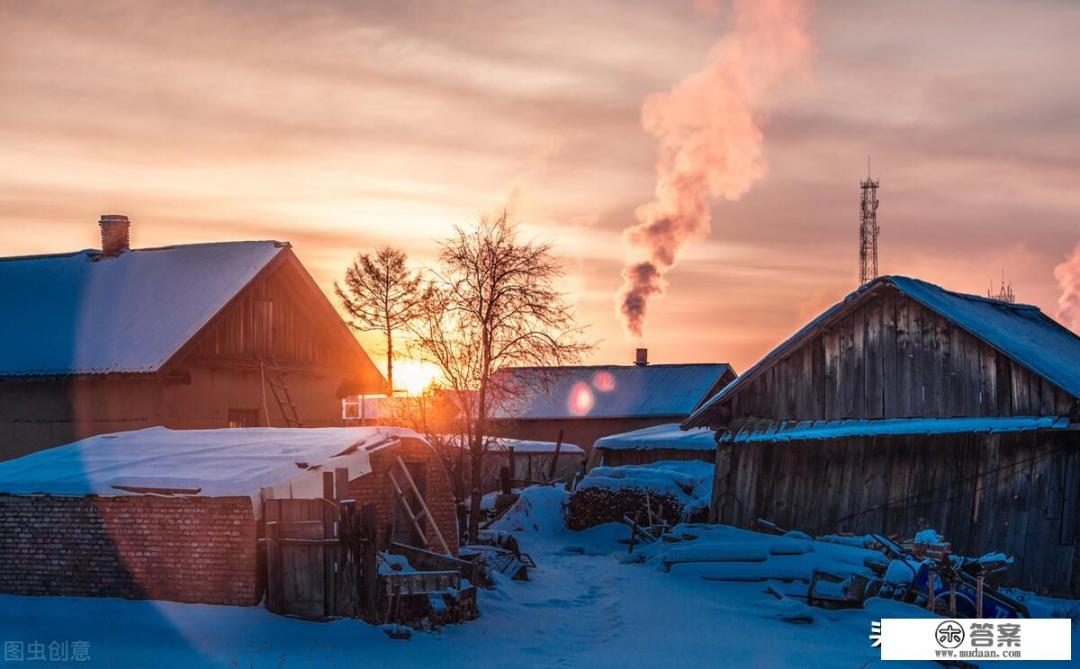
[566,486,683,530]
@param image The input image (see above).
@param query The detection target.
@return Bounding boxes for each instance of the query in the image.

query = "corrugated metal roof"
[685,275,1080,427]
[718,416,1069,443]
[0,241,285,376]
[492,363,733,420]
[594,423,716,451]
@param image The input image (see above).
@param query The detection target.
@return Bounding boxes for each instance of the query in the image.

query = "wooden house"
[684,275,1080,595]
[488,351,735,454]
[0,214,384,461]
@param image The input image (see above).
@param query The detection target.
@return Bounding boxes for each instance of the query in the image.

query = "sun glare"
[392,360,442,396]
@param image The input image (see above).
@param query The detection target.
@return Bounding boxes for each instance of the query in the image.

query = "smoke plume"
[617,0,811,338]
[1054,242,1080,332]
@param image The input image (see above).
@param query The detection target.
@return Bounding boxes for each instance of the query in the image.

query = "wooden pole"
[322,472,335,618]
[549,429,564,479]
[507,446,516,488]
[976,575,984,618]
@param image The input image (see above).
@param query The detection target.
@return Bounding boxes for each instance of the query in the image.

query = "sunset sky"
[2,1,1078,374]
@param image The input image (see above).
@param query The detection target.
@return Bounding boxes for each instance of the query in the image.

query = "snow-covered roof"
[443,435,584,455]
[492,364,734,420]
[717,416,1069,443]
[0,426,420,501]
[686,275,1080,427]
[594,423,716,452]
[0,241,285,376]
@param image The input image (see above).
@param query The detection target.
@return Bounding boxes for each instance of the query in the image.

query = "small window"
[228,408,259,428]
[342,396,361,420]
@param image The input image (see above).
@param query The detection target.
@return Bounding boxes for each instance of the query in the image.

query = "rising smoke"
[1054,242,1080,333]
[617,0,812,338]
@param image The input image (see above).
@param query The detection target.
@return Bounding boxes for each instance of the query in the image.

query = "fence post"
[362,503,379,621]
[266,522,281,613]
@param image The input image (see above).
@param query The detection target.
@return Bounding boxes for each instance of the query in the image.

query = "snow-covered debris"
[0,426,418,510]
[914,528,943,544]
[594,423,715,452]
[631,524,887,585]
[0,241,284,376]
[488,485,570,535]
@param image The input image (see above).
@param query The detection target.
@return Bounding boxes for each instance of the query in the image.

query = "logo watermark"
[871,619,1070,661]
[3,641,91,663]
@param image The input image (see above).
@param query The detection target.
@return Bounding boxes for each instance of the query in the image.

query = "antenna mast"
[859,157,880,285]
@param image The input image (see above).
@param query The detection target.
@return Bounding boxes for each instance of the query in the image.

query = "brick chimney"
[635,348,648,366]
[99,214,130,257]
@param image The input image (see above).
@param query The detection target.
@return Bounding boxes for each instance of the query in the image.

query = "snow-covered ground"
[1,486,1075,667]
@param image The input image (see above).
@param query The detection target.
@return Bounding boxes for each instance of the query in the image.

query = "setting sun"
[392,360,442,396]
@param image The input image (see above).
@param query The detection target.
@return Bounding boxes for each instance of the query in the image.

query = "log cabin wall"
[715,430,1080,596]
[727,286,1076,422]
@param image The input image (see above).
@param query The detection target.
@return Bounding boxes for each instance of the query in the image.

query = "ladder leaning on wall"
[387,456,450,554]
[259,355,303,428]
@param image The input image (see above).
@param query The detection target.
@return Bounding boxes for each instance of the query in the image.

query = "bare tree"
[335,246,426,395]
[410,210,591,542]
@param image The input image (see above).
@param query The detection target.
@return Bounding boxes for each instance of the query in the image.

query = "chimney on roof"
[635,348,648,366]
[99,214,130,257]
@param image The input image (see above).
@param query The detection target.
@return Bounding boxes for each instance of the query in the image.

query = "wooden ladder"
[260,356,303,428]
[387,456,449,554]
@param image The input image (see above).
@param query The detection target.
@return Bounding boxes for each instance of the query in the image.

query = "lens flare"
[567,381,595,416]
[592,370,616,393]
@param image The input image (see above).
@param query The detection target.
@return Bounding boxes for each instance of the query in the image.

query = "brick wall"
[347,438,460,554]
[0,494,258,605]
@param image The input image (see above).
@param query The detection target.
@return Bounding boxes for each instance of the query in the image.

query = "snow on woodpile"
[594,423,715,451]
[567,460,713,529]
[0,426,418,508]
[0,241,284,376]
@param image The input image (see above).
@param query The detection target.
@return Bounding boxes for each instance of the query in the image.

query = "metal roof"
[492,363,734,420]
[685,275,1080,428]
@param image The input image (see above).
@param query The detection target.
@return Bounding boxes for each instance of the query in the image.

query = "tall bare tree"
[410,210,591,542]
[335,246,426,395]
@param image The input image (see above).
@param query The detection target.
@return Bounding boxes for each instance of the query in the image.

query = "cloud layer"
[1,1,1078,371]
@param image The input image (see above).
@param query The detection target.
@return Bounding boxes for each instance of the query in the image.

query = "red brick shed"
[0,426,457,606]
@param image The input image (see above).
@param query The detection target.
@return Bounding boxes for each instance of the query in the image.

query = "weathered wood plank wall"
[715,430,1080,596]
[728,288,1076,421]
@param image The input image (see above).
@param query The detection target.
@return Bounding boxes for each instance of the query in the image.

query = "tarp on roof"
[686,275,1080,427]
[0,241,284,376]
[492,364,733,420]
[0,426,418,506]
[718,416,1068,443]
[594,423,716,451]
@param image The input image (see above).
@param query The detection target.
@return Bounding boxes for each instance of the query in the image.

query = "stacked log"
[566,487,683,530]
